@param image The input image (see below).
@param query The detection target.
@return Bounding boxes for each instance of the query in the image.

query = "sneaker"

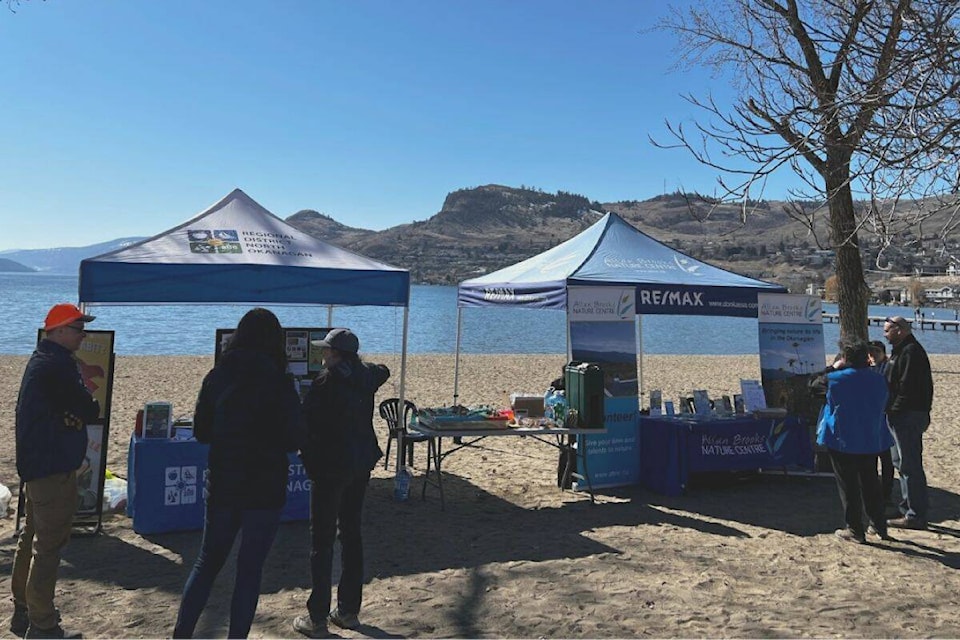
[293,615,328,639]
[10,604,29,638]
[24,624,81,639]
[887,516,927,530]
[835,527,866,544]
[328,608,360,630]
[866,525,894,541]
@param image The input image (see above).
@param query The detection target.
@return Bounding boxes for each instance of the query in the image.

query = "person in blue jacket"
[11,303,100,640]
[173,308,303,639]
[815,338,893,544]
[293,328,390,638]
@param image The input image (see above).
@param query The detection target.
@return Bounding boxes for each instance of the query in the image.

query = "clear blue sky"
[0,0,788,251]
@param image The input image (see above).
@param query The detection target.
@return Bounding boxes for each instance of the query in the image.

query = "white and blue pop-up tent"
[458,211,784,315]
[79,188,409,307]
[454,212,786,398]
[79,188,413,463]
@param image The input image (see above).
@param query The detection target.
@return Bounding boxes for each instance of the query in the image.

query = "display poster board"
[567,286,640,489]
[216,326,331,400]
[756,293,826,412]
[29,329,116,529]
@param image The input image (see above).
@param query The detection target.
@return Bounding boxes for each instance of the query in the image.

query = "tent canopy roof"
[79,189,409,306]
[458,212,785,317]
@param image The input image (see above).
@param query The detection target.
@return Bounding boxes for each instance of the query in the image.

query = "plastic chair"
[379,398,445,509]
[379,398,430,469]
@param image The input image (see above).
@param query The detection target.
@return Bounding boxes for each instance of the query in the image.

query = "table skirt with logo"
[639,415,815,496]
[126,435,311,534]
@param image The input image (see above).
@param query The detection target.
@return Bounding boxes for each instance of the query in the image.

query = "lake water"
[2,272,959,355]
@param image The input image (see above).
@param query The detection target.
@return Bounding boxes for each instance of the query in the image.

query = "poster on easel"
[31,329,116,525]
[567,286,640,489]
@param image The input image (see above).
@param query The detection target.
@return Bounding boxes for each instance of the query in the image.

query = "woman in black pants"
[174,308,302,638]
[294,329,390,638]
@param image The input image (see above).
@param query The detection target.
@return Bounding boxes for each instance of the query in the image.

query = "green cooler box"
[564,362,605,428]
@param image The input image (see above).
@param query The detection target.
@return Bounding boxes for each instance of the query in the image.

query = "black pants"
[879,447,894,505]
[829,450,886,537]
[307,470,370,622]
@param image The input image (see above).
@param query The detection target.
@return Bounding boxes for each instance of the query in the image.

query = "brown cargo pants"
[11,471,80,630]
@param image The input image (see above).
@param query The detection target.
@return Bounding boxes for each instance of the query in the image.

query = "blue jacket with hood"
[816,366,893,454]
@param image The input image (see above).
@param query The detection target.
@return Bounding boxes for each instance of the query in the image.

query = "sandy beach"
[2,353,960,638]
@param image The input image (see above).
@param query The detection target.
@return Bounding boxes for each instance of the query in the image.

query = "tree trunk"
[827,181,870,342]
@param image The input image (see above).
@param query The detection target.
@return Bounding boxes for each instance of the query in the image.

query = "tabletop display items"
[648,390,662,416]
[143,402,173,439]
[692,390,712,416]
[721,395,733,415]
[739,380,767,412]
[733,394,745,414]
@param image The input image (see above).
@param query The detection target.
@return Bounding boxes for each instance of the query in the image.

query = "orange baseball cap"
[44,303,96,331]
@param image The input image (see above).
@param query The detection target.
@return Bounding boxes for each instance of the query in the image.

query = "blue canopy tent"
[454,212,786,400]
[79,188,413,466]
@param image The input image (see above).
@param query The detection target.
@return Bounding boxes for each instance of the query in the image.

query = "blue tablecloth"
[639,415,814,496]
[126,435,311,534]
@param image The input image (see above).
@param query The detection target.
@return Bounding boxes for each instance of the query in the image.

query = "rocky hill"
[284,185,831,289]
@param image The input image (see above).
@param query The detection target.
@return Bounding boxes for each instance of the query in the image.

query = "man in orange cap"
[10,304,100,639]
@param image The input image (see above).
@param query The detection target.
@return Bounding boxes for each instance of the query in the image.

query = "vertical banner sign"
[757,293,826,411]
[568,286,640,488]
[71,330,116,519]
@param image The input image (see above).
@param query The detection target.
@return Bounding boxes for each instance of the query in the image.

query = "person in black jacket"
[174,308,302,639]
[882,316,934,530]
[293,329,389,638]
[11,304,100,640]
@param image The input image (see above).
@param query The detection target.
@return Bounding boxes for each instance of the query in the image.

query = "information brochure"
[740,380,767,412]
[692,390,712,415]
[649,390,662,416]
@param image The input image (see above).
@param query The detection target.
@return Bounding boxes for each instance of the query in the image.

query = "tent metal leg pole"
[637,314,644,403]
[327,305,333,327]
[453,307,462,406]
[397,305,410,473]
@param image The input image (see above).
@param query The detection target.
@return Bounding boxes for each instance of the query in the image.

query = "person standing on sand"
[814,339,893,544]
[868,341,895,506]
[173,308,302,639]
[294,329,389,638]
[11,304,100,639]
[883,316,934,530]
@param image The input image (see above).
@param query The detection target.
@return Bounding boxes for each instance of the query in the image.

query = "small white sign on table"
[739,380,767,412]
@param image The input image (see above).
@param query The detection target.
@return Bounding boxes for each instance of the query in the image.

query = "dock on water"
[821,312,960,331]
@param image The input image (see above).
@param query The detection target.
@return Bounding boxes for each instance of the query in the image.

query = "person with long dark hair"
[174,308,302,638]
[293,328,389,638]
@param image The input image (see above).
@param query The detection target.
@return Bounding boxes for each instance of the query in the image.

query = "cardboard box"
[511,394,545,418]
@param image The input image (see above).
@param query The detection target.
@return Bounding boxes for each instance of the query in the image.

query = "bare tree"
[656,0,960,340]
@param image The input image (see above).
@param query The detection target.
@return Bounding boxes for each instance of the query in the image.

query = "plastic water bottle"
[544,388,559,421]
[393,466,412,502]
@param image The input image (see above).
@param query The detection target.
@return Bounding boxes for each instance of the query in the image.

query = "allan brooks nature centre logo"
[187,229,243,254]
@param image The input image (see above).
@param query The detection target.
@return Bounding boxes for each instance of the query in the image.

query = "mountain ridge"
[4,185,951,292]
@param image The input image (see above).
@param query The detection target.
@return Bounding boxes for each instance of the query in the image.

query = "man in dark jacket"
[294,329,390,639]
[11,304,100,639]
[883,316,934,530]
